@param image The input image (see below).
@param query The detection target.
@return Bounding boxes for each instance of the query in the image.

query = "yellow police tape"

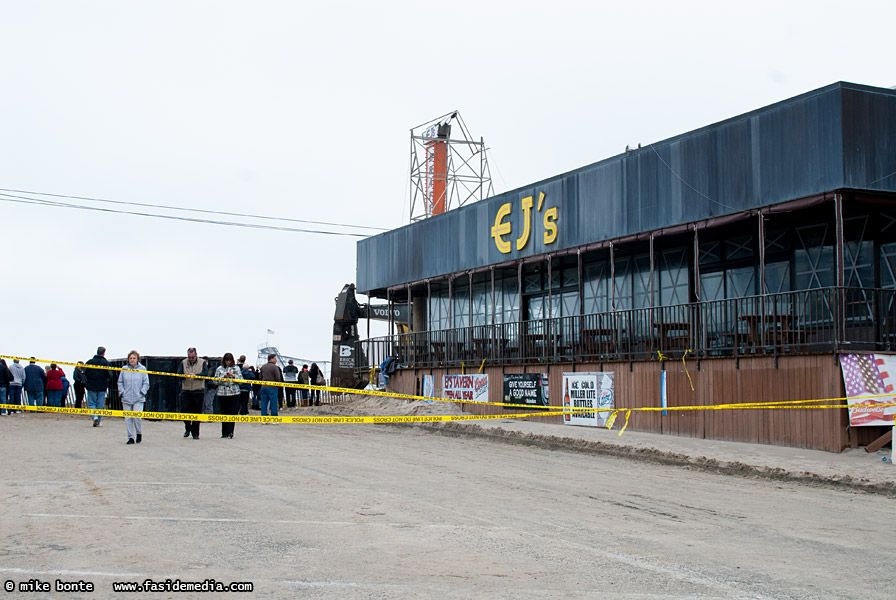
[0,403,563,424]
[3,354,895,429]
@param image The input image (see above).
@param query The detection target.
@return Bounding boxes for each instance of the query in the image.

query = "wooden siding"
[385,354,883,453]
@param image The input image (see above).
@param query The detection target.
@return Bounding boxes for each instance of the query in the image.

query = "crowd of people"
[0,347,328,444]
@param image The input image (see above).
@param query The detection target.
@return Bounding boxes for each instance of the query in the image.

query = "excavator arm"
[330,283,408,388]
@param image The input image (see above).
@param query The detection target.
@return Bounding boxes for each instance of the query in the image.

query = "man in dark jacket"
[283,359,298,408]
[73,361,88,409]
[238,360,254,416]
[0,359,13,415]
[85,347,112,426]
[23,358,47,408]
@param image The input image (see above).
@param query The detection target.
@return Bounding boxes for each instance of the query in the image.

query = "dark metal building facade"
[353,82,896,452]
[358,82,896,295]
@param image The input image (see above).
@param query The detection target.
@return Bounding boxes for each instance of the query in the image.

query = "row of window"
[423,215,896,330]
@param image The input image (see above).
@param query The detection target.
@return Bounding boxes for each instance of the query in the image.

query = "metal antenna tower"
[409,111,493,222]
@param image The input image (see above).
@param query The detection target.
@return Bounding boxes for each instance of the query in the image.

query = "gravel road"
[0,412,892,599]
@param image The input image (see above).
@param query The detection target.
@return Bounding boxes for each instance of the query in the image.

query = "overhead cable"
[0,192,370,237]
[0,187,388,232]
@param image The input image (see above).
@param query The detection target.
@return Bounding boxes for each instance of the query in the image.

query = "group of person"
[0,350,112,417]
[0,347,326,445]
[178,350,324,440]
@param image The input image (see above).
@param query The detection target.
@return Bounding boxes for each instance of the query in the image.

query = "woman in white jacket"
[118,350,150,445]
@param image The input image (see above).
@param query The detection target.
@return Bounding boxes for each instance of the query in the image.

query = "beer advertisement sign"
[563,372,615,427]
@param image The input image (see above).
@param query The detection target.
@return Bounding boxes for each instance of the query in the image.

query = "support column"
[518,261,524,338]
[490,267,496,328]
[577,250,583,314]
[468,271,473,327]
[693,226,700,301]
[835,193,846,345]
[448,277,453,330]
[547,255,553,319]
[387,289,394,336]
[649,233,655,308]
[835,193,845,287]
[610,243,616,310]
[758,212,766,295]
[407,284,412,332]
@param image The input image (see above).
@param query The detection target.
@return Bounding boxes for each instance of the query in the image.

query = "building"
[355,81,896,452]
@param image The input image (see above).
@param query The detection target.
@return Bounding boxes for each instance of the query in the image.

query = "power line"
[0,192,371,237]
[0,187,389,232]
[647,144,740,212]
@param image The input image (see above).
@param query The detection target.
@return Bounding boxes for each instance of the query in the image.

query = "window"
[659,248,688,305]
[452,282,470,328]
[472,281,489,326]
[613,256,633,311]
[794,223,833,290]
[583,261,610,314]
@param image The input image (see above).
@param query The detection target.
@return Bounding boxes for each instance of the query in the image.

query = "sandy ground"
[325,394,896,496]
[1,401,894,599]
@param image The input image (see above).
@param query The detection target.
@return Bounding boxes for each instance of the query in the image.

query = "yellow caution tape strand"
[3,354,896,416]
[0,353,619,412]
[0,403,567,424]
[682,349,694,391]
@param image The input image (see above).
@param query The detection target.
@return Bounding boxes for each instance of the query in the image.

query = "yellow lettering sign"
[491,192,559,254]
[491,202,512,254]
[516,196,533,251]
[543,206,558,244]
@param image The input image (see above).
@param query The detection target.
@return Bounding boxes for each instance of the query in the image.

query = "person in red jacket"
[46,363,66,408]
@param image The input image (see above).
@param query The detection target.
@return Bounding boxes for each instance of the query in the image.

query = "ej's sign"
[490,191,558,254]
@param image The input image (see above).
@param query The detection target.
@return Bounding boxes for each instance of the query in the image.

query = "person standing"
[118,350,150,444]
[309,362,323,406]
[45,363,65,408]
[258,353,283,419]
[23,358,47,408]
[85,346,112,426]
[60,373,70,407]
[283,360,298,408]
[298,364,310,407]
[8,359,25,413]
[202,356,217,415]
[238,361,254,415]
[177,347,207,439]
[0,359,12,415]
[73,361,87,409]
[215,353,241,439]
[251,366,262,411]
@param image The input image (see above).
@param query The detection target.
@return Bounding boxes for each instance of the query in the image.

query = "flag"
[267,329,275,335]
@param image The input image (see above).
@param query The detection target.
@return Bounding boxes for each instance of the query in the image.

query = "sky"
[2,0,894,369]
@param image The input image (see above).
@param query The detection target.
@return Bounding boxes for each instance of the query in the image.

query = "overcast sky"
[2,0,894,368]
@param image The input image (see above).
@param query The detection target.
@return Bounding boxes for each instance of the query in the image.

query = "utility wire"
[870,170,896,185]
[0,187,388,232]
[647,144,740,212]
[0,192,370,237]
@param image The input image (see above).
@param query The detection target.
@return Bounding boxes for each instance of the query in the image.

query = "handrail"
[356,287,896,370]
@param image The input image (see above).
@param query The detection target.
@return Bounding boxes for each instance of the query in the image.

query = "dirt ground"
[1,399,894,599]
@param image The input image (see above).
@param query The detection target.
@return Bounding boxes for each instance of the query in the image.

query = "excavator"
[330,283,408,389]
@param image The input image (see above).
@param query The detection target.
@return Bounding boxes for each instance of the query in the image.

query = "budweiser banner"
[443,374,489,403]
[839,354,896,426]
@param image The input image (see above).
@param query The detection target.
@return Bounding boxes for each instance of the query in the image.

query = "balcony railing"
[357,287,896,370]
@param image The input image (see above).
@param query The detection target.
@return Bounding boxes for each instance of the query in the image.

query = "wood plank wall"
[385,354,883,453]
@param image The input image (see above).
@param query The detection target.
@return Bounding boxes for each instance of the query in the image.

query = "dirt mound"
[326,393,471,417]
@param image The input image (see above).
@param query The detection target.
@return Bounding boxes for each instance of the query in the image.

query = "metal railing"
[358,287,896,369]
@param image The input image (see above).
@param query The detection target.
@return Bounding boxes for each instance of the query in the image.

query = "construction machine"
[330,283,408,389]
